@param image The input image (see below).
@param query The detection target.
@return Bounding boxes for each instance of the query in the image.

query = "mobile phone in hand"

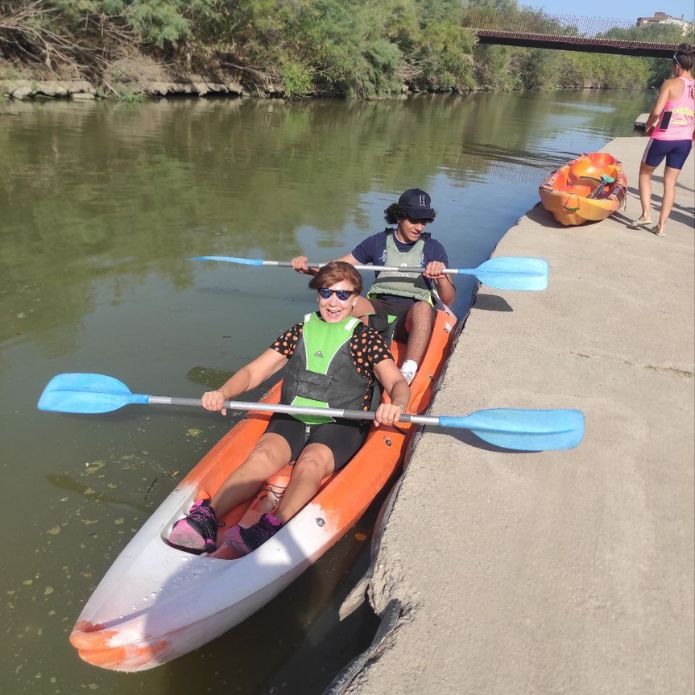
[658,111,672,130]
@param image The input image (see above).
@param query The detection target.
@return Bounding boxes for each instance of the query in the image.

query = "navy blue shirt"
[351,230,449,298]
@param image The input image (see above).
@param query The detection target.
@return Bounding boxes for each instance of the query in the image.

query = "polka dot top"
[270,316,394,410]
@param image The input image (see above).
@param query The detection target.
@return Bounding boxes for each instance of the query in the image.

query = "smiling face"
[317,281,357,322]
[396,216,430,243]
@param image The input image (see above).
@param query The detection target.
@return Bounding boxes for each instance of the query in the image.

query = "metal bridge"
[463,13,692,58]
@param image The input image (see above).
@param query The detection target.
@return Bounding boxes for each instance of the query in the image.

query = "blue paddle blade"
[189,256,264,266]
[439,408,584,451]
[467,257,548,291]
[37,373,149,414]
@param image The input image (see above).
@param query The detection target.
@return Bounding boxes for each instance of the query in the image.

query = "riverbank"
[343,136,694,694]
[0,4,659,101]
[0,77,246,100]
[0,77,641,102]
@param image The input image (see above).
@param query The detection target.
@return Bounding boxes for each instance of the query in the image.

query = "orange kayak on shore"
[539,152,627,226]
[69,309,457,671]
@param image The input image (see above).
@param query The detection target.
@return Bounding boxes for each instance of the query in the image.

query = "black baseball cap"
[398,188,435,221]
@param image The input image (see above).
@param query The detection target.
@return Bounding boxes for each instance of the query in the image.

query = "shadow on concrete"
[525,201,566,230]
[473,294,513,312]
[445,428,537,455]
[611,211,633,226]
[624,184,695,228]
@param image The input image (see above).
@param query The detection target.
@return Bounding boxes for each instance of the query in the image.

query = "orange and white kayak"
[539,152,627,226]
[69,309,456,671]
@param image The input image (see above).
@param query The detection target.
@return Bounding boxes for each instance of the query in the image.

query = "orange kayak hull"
[539,152,627,226]
[69,309,457,671]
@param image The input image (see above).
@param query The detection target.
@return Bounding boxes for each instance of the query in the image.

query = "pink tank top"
[653,76,695,141]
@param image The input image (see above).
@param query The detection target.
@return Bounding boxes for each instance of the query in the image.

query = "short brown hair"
[308,261,363,295]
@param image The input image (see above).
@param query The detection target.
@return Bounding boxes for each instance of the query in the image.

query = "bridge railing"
[461,10,694,45]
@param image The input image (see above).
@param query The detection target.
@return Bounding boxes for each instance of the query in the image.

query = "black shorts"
[264,412,369,471]
[368,295,418,343]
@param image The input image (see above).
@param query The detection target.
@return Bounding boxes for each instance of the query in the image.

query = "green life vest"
[367,232,433,305]
[281,313,372,425]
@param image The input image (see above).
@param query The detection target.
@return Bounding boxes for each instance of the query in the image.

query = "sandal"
[627,217,652,229]
[651,225,666,237]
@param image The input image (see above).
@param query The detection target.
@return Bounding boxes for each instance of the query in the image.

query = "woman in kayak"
[167,261,410,557]
[629,43,694,237]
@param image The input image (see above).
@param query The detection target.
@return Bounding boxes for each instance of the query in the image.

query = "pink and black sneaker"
[167,499,219,554]
[224,513,283,556]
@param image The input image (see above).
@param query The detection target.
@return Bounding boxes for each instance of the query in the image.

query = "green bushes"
[281,60,313,97]
[0,0,688,97]
[508,50,649,90]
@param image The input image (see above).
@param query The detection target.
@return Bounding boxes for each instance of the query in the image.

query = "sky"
[523,1,694,22]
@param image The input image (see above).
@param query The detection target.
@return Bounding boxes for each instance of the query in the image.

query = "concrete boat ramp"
[339,137,694,694]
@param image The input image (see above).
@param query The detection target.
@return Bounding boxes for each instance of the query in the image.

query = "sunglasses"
[317,288,354,301]
[673,53,681,66]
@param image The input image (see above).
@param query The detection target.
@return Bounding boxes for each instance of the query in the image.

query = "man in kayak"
[291,188,455,385]
[167,262,410,557]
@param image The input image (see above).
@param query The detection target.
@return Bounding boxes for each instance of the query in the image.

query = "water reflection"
[1,91,652,350]
[0,88,653,694]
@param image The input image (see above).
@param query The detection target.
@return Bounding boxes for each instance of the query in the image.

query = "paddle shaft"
[258,261,461,275]
[190,256,549,291]
[151,396,438,426]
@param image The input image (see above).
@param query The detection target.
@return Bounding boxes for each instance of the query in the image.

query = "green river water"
[0,89,652,694]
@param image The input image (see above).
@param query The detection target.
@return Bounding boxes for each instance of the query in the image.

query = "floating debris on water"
[84,461,105,475]
[44,586,54,596]
[47,527,61,536]
[186,365,234,388]
[186,428,203,438]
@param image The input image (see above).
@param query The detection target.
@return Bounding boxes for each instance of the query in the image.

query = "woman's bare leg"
[637,161,656,222]
[211,433,292,515]
[273,443,334,522]
[211,442,334,559]
[655,166,681,236]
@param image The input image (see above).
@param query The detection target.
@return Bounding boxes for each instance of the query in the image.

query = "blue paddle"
[189,256,549,291]
[38,373,584,451]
